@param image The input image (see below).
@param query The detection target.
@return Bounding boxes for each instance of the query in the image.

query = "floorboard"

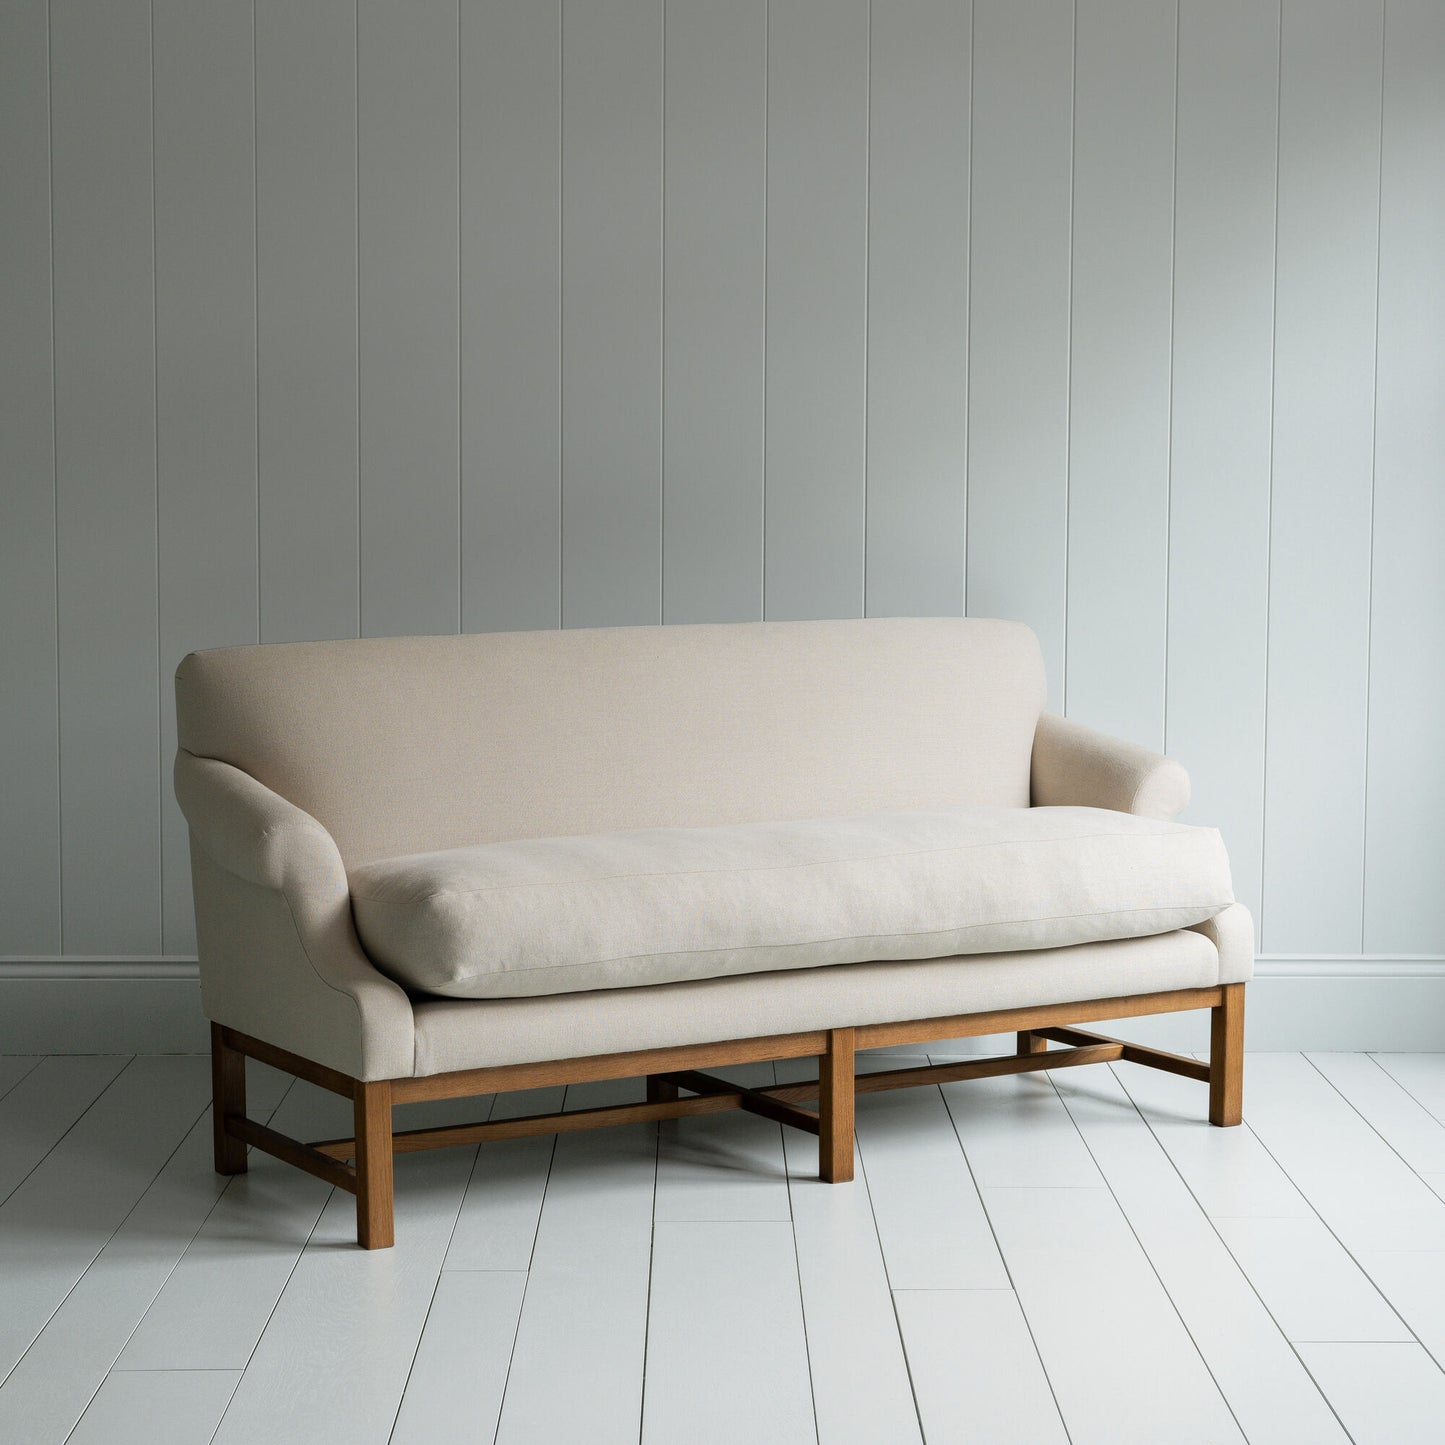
[1211,1215,1409,1342]
[492,1079,656,1445]
[894,1289,1067,1445]
[642,1220,815,1445]
[1371,1053,1445,1126]
[0,1113,229,1444]
[776,1057,923,1445]
[444,1087,555,1271]
[0,1049,1440,1441]
[209,1147,475,1445]
[654,1061,792,1222]
[113,1140,332,1372]
[1309,1051,1445,1175]
[1051,1066,1350,1443]
[938,1063,1102,1188]
[65,1368,239,1445]
[0,1055,128,1205]
[0,1055,42,1102]
[1297,1341,1445,1445]
[850,1055,1009,1289]
[1113,1063,1312,1218]
[981,1184,1246,1444]
[0,1057,211,1384]
[1240,1053,1445,1253]
[388,1271,527,1445]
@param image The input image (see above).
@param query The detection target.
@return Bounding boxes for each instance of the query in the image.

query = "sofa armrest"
[175,750,414,1080]
[1189,902,1255,986]
[1030,713,1191,820]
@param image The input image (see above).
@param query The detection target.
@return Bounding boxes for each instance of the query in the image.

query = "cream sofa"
[176,617,1251,1248]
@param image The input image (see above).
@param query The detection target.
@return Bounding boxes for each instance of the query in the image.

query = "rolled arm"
[175,749,342,894]
[1189,902,1255,985]
[1031,713,1191,820]
[175,750,414,1080]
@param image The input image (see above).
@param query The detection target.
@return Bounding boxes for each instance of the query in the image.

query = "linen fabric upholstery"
[175,751,414,1078]
[1031,712,1191,820]
[409,925,1238,1075]
[349,806,1235,1000]
[175,617,1046,868]
[173,617,1255,1081]
[1187,901,1254,983]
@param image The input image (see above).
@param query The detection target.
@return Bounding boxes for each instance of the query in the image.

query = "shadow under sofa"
[174,616,1251,1249]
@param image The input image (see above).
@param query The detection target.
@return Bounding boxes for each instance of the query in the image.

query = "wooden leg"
[819,1027,855,1182]
[354,1080,395,1249]
[645,1074,680,1104]
[211,1022,248,1175]
[1209,983,1245,1127]
[1016,1030,1047,1056]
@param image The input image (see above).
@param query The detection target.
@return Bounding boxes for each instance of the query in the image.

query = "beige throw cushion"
[348,806,1234,1000]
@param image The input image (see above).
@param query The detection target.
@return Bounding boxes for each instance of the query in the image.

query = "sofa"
[175,617,1251,1249]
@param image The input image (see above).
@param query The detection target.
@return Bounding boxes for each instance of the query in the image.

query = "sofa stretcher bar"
[211,981,1245,1249]
[307,1041,1129,1159]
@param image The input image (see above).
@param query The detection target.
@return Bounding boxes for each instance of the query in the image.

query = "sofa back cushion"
[176,617,1046,867]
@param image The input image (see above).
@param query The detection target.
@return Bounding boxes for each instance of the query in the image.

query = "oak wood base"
[210,982,1245,1249]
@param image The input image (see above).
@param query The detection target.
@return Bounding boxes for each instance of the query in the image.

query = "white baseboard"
[1,956,1443,1056]
[0,957,210,1054]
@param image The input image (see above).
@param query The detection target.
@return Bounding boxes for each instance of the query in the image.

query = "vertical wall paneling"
[357,0,461,638]
[864,0,971,619]
[1262,0,1383,952]
[5,1,1444,979]
[1064,0,1176,748]
[763,0,870,621]
[662,0,767,624]
[153,0,259,953]
[255,0,360,645]
[461,0,562,633]
[560,0,664,628]
[1363,0,1445,952]
[1167,0,1279,930]
[0,0,61,953]
[966,0,1074,701]
[49,0,160,953]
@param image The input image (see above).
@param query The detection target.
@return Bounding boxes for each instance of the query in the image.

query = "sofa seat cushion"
[348,805,1234,1000]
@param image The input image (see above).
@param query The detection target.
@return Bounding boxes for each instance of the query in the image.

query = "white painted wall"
[2,2,1442,1017]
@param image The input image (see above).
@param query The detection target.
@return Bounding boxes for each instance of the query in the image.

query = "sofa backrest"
[176,617,1046,867]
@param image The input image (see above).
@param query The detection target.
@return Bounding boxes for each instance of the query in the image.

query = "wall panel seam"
[558,0,566,628]
[354,0,362,639]
[1061,0,1078,711]
[962,0,975,618]
[150,0,164,952]
[861,0,872,617]
[1359,0,1388,953]
[1257,0,1285,948]
[1162,0,1181,754]
[46,0,64,954]
[252,0,260,647]
[659,0,666,622]
[457,0,463,635]
[760,0,769,622]
[556,0,563,630]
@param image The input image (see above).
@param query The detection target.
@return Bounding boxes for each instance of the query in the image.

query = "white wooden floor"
[4,1051,1445,1444]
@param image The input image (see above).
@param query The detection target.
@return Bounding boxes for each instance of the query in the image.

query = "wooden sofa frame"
[211,981,1244,1249]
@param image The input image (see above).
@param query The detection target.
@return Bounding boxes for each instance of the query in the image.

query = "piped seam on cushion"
[389,899,1237,988]
[349,825,1216,905]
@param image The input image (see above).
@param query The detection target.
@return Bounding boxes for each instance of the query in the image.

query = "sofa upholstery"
[175,617,1255,1082]
[1031,712,1193,819]
[175,617,1047,865]
[349,806,1234,999]
[409,926,1239,1075]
